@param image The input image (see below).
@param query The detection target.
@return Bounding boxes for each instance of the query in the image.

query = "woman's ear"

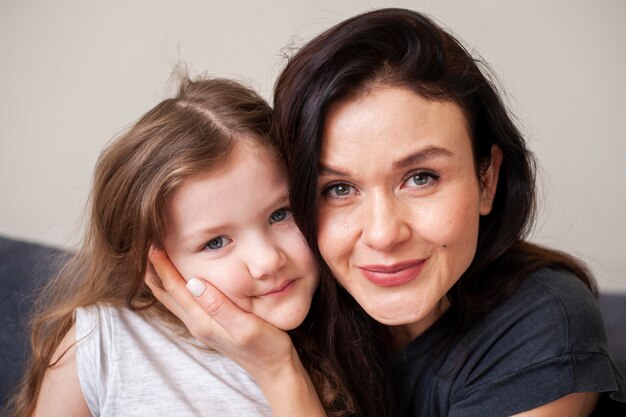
[479,144,503,215]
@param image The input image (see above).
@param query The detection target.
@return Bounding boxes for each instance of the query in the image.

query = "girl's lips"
[358,260,426,287]
[262,279,296,297]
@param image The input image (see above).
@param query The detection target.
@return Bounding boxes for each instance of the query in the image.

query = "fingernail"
[186,278,206,297]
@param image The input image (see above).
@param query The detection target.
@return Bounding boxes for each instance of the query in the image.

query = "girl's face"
[317,86,501,340]
[163,142,319,331]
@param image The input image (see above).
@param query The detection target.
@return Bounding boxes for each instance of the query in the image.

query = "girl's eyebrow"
[181,225,227,242]
[180,189,290,242]
[319,146,453,176]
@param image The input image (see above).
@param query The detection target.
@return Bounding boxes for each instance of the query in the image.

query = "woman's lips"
[358,260,426,287]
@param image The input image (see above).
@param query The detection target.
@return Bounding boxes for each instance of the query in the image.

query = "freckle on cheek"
[443,244,448,248]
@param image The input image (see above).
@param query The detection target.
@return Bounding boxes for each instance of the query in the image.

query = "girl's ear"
[479,144,503,215]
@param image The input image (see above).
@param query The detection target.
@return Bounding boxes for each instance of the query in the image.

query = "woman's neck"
[389,297,451,348]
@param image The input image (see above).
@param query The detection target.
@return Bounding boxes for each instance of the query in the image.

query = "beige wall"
[1,0,624,291]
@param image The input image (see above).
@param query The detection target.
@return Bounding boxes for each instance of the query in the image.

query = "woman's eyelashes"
[320,170,440,200]
[321,182,357,199]
[402,170,440,190]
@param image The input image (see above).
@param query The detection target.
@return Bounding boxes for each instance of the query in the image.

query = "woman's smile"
[358,259,427,287]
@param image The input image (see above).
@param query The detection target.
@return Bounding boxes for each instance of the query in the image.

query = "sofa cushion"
[0,236,66,407]
[598,293,626,379]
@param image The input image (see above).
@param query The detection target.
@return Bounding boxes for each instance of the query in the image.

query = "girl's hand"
[145,249,325,416]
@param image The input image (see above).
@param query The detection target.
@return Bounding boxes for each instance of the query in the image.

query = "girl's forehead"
[238,136,283,163]
[164,143,289,241]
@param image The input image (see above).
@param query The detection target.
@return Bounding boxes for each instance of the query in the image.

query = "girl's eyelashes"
[269,207,292,224]
[203,236,232,251]
[320,182,357,199]
[200,207,291,252]
[402,170,440,189]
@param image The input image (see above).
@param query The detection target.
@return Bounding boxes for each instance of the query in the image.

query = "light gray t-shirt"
[75,304,273,416]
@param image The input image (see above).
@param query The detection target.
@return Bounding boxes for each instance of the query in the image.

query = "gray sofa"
[1,235,625,407]
[0,236,66,407]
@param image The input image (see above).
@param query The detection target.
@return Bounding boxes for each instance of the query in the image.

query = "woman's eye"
[323,183,356,198]
[204,236,231,251]
[270,208,292,224]
[403,172,439,188]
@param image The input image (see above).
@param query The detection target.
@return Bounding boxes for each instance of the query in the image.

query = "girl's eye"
[322,183,356,199]
[270,208,292,224]
[403,171,439,188]
[204,236,232,251]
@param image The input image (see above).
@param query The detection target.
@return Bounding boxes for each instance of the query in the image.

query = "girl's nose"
[246,234,287,279]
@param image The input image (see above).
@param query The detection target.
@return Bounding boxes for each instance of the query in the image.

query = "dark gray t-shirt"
[389,268,626,416]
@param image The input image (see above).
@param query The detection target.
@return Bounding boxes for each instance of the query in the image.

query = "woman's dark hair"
[274,6,594,411]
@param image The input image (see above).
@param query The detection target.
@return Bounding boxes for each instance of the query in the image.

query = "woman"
[149,8,625,416]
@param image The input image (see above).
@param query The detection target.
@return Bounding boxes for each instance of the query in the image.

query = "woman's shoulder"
[507,267,605,346]
[481,267,606,354]
[390,267,626,415]
[443,268,625,414]
[521,267,597,308]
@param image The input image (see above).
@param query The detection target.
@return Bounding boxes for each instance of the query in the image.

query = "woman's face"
[317,86,501,340]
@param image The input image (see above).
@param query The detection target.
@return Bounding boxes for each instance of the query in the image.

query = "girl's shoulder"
[75,303,153,341]
[74,303,273,416]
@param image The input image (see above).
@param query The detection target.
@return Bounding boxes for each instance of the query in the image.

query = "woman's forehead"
[320,86,472,164]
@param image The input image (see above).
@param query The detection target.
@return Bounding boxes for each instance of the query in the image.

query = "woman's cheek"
[415,193,481,249]
[317,208,352,269]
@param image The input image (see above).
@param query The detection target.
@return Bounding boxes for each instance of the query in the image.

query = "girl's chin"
[266,311,309,331]
[269,320,300,331]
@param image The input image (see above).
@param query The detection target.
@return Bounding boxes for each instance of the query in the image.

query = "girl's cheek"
[202,263,241,293]
[167,254,194,283]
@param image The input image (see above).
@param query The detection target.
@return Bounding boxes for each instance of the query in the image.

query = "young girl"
[7,76,381,417]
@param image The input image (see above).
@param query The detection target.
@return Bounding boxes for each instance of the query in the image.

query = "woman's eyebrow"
[392,146,453,169]
[319,146,453,176]
[318,164,348,176]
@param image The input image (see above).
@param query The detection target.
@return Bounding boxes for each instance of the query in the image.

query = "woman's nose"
[361,193,411,252]
[246,234,287,279]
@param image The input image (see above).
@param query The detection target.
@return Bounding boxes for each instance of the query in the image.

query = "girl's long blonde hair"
[7,76,355,416]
